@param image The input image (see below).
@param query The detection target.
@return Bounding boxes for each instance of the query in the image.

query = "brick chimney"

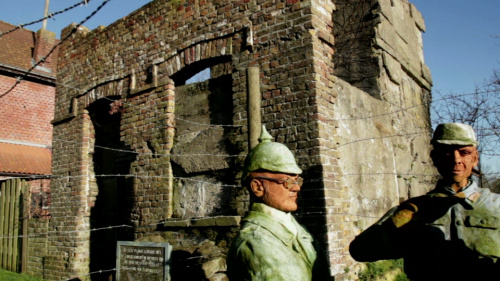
[33,28,57,72]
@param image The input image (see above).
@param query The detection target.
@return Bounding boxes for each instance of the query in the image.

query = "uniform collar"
[251,203,298,236]
[244,203,316,266]
[244,203,310,245]
[434,179,483,207]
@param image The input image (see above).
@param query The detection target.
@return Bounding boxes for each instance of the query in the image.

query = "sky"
[411,0,500,172]
[1,0,499,169]
[412,0,500,95]
[0,0,149,36]
[2,0,497,94]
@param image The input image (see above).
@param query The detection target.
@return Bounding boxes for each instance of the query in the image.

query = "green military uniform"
[228,126,330,280]
[227,203,330,281]
[350,123,500,281]
[350,179,500,281]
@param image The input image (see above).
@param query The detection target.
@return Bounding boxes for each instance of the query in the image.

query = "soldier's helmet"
[431,123,478,147]
[242,126,302,181]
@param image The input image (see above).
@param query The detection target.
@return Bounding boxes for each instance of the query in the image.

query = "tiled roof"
[0,20,58,76]
[0,142,52,176]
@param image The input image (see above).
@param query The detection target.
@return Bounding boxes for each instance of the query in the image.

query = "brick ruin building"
[26,0,435,280]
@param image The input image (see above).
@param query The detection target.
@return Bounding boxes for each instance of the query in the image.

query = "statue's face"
[249,171,302,212]
[432,145,479,188]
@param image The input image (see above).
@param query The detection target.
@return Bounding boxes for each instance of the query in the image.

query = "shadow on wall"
[296,165,328,245]
[88,98,136,281]
[333,0,382,99]
[170,250,205,280]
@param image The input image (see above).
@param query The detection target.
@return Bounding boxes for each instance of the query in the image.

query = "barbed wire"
[0,0,497,152]
[1,21,497,120]
[55,134,500,167]
[3,42,499,161]
[0,0,112,99]
[0,0,93,38]
[3,171,497,279]
[3,154,499,185]
[0,224,133,239]
[175,116,244,128]
[48,88,498,149]
[46,93,500,160]
[12,167,499,222]
[62,268,116,281]
[0,170,451,184]
[0,2,497,280]
[92,87,494,123]
[91,144,245,158]
[336,131,427,147]
[2,210,387,240]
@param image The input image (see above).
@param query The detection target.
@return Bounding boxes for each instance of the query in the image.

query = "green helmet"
[242,126,302,181]
[431,123,478,147]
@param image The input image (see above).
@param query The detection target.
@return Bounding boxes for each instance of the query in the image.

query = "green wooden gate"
[0,179,29,272]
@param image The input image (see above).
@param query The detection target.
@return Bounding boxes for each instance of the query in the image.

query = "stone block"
[208,273,230,281]
[382,52,403,85]
[410,3,426,32]
[202,257,227,279]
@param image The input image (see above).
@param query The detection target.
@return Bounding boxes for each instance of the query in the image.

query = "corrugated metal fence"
[0,178,29,272]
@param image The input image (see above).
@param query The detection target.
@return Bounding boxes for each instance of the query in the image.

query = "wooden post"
[4,180,13,269]
[0,181,5,267]
[247,67,262,150]
[42,0,50,30]
[21,181,29,272]
[12,179,21,272]
[165,79,175,218]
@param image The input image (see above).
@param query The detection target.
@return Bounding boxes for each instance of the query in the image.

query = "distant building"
[0,21,59,217]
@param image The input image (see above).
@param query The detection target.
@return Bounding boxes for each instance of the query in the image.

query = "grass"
[0,260,409,281]
[0,268,43,281]
[358,259,409,281]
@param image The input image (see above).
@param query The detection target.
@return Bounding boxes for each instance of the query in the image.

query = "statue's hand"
[390,193,465,228]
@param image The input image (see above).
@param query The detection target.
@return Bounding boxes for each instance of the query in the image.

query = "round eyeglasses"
[252,176,303,189]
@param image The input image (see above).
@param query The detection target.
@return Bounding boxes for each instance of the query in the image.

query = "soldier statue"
[227,126,331,281]
[350,123,500,281]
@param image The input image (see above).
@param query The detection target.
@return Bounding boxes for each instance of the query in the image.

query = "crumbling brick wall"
[39,0,433,280]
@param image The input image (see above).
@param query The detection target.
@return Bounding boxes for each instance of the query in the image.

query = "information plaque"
[116,241,172,281]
